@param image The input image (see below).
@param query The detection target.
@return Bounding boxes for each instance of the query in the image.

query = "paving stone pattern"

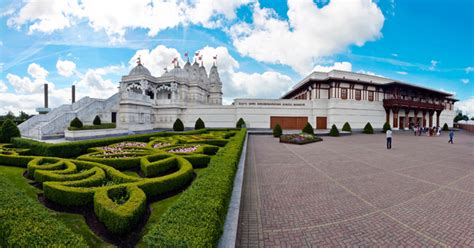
[236,131,474,247]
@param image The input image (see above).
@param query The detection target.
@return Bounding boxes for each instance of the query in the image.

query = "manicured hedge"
[77,152,150,170]
[68,123,116,131]
[94,186,147,234]
[0,154,36,167]
[144,128,246,247]
[12,129,213,158]
[329,124,339,137]
[180,154,211,168]
[363,122,374,134]
[273,123,282,137]
[140,155,177,177]
[0,174,88,247]
[342,122,351,132]
[383,122,391,132]
[302,122,314,135]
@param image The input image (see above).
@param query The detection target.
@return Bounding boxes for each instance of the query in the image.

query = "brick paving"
[236,131,474,247]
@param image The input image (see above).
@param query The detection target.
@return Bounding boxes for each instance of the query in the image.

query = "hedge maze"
[0,129,246,247]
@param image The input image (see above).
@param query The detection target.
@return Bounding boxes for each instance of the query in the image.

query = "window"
[355,89,361,100]
[341,88,347,99]
[167,93,171,99]
[368,91,374,101]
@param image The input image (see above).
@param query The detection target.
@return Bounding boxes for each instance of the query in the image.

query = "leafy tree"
[18,111,30,121]
[93,115,101,125]
[5,111,15,120]
[454,111,469,123]
[302,122,314,135]
[342,122,351,132]
[236,118,245,128]
[363,122,374,134]
[273,123,282,137]
[173,118,184,131]
[0,119,21,143]
[383,122,391,132]
[194,118,205,129]
[70,117,83,128]
[329,124,339,137]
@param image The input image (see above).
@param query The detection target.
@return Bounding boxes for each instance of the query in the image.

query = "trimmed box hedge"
[144,128,246,247]
[94,186,147,234]
[0,174,88,247]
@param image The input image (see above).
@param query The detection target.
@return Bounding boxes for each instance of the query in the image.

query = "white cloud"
[396,71,408,75]
[56,59,77,77]
[429,60,438,71]
[128,45,183,77]
[0,80,8,92]
[439,88,456,96]
[313,62,352,72]
[455,97,474,116]
[391,53,398,57]
[356,70,385,78]
[465,67,474,73]
[7,0,250,43]
[27,63,48,79]
[229,0,384,74]
[229,71,293,99]
[460,79,469,84]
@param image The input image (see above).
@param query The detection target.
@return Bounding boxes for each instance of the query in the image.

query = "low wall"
[64,128,129,141]
[457,123,474,133]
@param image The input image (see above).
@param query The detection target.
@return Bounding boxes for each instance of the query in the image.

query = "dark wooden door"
[270,116,308,130]
[316,117,327,129]
[111,112,117,123]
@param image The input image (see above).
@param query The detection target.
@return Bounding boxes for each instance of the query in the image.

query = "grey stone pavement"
[236,131,474,247]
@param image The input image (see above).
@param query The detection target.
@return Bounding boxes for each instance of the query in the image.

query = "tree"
[363,122,374,134]
[173,118,184,131]
[0,119,21,143]
[329,124,339,137]
[383,122,391,132]
[93,115,101,125]
[302,122,314,135]
[194,118,205,129]
[18,111,30,122]
[454,111,469,123]
[236,118,245,128]
[273,123,282,137]
[70,117,83,128]
[5,111,15,120]
[342,122,351,132]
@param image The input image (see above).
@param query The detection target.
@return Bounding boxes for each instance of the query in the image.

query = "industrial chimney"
[72,85,76,104]
[36,83,51,114]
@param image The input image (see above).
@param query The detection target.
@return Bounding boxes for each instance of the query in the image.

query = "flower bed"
[167,145,200,153]
[279,133,323,145]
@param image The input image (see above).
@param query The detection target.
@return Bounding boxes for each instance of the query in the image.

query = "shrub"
[0,119,21,143]
[93,186,147,234]
[383,122,391,132]
[363,122,374,134]
[194,118,205,129]
[342,122,351,132]
[236,118,245,128]
[70,117,83,128]
[144,129,247,247]
[273,123,282,137]
[173,118,184,131]
[329,124,339,137]
[68,123,116,131]
[442,123,449,131]
[0,174,88,247]
[93,115,101,125]
[140,155,177,177]
[302,122,314,135]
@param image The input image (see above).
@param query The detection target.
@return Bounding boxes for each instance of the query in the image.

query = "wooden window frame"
[355,89,361,101]
[341,88,348,100]
[368,91,374,101]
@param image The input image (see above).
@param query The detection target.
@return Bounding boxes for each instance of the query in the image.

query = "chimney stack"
[44,83,48,108]
[72,85,76,103]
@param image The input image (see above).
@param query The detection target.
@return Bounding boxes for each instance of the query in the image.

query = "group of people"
[386,123,455,150]
[412,124,441,137]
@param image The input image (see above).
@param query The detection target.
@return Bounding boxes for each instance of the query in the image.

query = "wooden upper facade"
[282,70,457,112]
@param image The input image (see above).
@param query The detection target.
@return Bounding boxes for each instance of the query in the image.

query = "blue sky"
[0,0,472,115]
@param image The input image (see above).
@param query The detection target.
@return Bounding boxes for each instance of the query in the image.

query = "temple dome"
[129,64,151,76]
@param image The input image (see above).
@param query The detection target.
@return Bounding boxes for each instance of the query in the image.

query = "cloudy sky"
[0,0,473,115]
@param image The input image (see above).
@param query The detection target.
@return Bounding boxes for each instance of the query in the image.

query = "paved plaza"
[236,131,474,247]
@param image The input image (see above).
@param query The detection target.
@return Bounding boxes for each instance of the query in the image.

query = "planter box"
[65,128,129,141]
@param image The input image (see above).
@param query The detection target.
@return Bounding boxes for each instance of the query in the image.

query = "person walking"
[386,128,392,149]
[448,130,454,144]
